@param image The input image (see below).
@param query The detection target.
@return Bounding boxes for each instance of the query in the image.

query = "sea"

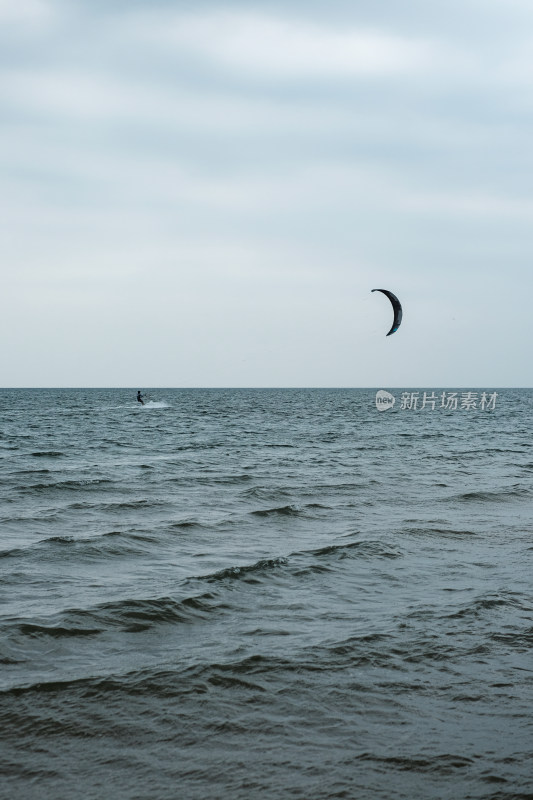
[0,388,531,800]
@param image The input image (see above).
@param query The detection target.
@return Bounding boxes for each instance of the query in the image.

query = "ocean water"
[0,388,532,800]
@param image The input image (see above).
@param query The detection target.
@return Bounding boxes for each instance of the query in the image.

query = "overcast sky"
[1,0,532,387]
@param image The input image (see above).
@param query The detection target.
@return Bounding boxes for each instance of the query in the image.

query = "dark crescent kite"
[371,289,403,336]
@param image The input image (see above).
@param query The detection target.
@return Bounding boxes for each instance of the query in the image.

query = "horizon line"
[0,386,528,391]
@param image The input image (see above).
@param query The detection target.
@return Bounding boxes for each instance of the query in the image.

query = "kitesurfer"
[137,391,144,405]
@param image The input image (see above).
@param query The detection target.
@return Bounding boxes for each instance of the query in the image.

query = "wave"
[250,503,329,518]
[165,473,252,486]
[66,498,169,512]
[446,591,528,620]
[202,556,289,583]
[454,485,532,502]
[0,530,164,560]
[0,656,277,698]
[168,519,207,530]
[304,481,375,493]
[308,539,402,561]
[0,635,411,699]
[491,626,533,648]
[8,591,220,642]
[191,537,402,587]
[20,478,113,492]
[18,624,101,639]
[251,505,302,517]
[5,536,403,640]
[356,752,475,772]
[403,526,478,538]
[240,486,294,501]
[0,547,24,559]
[13,469,51,475]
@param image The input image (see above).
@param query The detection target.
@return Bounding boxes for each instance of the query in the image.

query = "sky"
[1,0,533,387]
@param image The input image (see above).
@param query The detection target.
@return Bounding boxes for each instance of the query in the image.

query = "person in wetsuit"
[137,391,144,405]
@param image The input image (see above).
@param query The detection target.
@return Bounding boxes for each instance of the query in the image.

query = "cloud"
[1,0,533,384]
[127,10,431,79]
[0,0,54,25]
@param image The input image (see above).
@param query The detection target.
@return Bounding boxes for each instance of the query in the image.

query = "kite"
[371,289,403,336]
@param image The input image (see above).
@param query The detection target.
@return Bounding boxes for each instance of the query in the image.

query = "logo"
[374,390,498,412]
[375,390,395,411]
